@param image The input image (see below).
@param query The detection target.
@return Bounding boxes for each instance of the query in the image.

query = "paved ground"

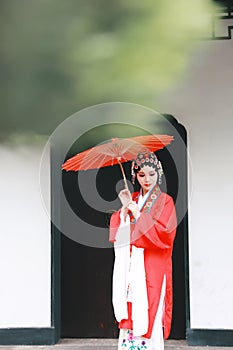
[1,339,233,350]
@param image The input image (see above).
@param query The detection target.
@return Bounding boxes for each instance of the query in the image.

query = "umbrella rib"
[62,134,174,172]
[79,152,111,169]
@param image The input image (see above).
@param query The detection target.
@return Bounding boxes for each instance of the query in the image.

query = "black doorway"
[59,115,188,339]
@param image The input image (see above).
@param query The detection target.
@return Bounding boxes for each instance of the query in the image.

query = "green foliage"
[0,0,218,139]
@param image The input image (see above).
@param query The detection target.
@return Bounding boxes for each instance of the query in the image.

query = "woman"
[109,152,177,350]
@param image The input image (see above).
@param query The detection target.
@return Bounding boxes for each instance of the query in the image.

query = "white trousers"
[117,275,166,350]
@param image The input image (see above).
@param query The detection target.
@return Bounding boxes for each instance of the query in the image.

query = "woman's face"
[136,165,158,195]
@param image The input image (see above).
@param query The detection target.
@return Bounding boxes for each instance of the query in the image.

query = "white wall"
[158,40,233,329]
[0,144,51,327]
[1,40,233,332]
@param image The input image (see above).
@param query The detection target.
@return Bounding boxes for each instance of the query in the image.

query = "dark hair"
[131,152,163,186]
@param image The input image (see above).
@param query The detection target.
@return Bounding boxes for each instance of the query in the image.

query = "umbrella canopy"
[62,134,174,189]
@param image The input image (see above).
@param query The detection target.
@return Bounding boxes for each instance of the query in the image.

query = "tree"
[0,0,218,139]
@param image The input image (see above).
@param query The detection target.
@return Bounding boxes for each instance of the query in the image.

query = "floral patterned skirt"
[118,329,151,350]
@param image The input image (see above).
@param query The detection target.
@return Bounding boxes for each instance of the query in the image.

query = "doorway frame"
[50,115,190,344]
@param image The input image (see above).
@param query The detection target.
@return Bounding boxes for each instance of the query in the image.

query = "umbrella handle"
[117,159,129,191]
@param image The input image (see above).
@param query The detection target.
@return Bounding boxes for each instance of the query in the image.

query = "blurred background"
[0,0,223,142]
[1,0,233,345]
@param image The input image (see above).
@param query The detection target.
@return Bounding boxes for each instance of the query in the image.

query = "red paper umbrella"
[62,134,173,189]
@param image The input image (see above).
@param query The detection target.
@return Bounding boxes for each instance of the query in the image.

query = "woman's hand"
[118,189,132,208]
[127,201,140,220]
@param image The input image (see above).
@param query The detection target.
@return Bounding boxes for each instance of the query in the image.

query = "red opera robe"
[109,187,177,339]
